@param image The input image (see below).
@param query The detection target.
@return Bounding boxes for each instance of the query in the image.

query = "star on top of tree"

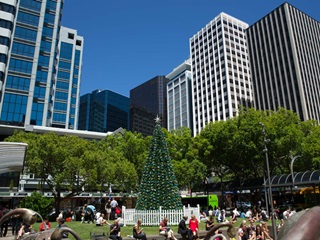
[154,115,161,123]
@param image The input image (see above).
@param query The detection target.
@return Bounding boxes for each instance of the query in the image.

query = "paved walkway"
[0,228,15,240]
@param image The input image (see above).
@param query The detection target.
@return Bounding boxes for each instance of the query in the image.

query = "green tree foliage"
[173,159,206,193]
[136,121,182,210]
[198,107,320,184]
[6,131,98,212]
[19,191,54,218]
[165,127,206,192]
[118,131,148,183]
[301,120,320,170]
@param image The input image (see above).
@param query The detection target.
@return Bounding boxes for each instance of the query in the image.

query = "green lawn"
[31,219,280,240]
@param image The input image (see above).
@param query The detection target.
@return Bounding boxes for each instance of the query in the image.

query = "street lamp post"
[260,123,277,240]
[290,155,301,199]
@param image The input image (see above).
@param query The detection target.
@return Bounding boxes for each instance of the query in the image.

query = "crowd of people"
[197,205,299,240]
[1,201,298,240]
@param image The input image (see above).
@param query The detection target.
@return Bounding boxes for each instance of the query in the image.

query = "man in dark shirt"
[178,216,192,240]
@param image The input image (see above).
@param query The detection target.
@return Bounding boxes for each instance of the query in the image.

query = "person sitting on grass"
[110,219,122,240]
[206,215,215,231]
[133,219,147,240]
[96,213,110,226]
[159,217,177,240]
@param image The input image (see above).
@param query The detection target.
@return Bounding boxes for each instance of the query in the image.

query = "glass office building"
[246,3,320,122]
[166,59,193,133]
[78,89,129,133]
[130,75,169,136]
[0,0,83,129]
[53,26,83,129]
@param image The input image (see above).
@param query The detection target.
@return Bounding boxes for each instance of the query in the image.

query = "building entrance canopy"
[264,170,320,188]
[0,142,28,174]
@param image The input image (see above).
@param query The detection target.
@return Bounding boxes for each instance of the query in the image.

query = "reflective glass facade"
[130,76,169,136]
[0,0,83,129]
[53,27,83,129]
[78,90,129,132]
[166,59,193,134]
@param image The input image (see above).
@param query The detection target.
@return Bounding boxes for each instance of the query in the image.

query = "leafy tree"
[173,159,206,193]
[19,191,54,219]
[6,132,94,213]
[119,131,148,183]
[301,120,320,170]
[136,120,182,210]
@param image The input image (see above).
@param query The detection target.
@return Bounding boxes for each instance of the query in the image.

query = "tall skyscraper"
[166,59,193,133]
[0,0,83,129]
[246,3,320,122]
[130,75,169,136]
[190,13,253,135]
[53,26,83,129]
[78,89,129,133]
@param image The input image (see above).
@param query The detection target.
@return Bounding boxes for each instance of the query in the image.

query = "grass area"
[30,218,280,240]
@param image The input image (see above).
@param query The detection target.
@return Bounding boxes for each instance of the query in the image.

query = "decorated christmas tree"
[135,117,182,210]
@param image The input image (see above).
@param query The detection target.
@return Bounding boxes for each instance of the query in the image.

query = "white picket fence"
[121,205,200,226]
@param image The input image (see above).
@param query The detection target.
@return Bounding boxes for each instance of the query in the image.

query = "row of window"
[5,75,30,91]
[15,26,37,41]
[0,2,15,14]
[46,0,57,12]
[17,11,39,26]
[20,0,42,12]
[40,40,52,52]
[9,58,33,74]
[39,55,50,67]
[60,42,73,60]
[12,42,35,57]
[53,112,66,122]
[58,60,71,70]
[0,36,10,46]
[56,80,69,90]
[57,71,70,80]
[36,70,48,83]
[0,54,7,63]
[0,93,28,124]
[55,91,68,100]
[34,85,46,98]
[0,19,13,31]
[44,12,55,25]
[31,102,43,125]
[54,101,67,111]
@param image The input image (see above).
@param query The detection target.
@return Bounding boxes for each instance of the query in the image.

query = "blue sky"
[61,0,320,97]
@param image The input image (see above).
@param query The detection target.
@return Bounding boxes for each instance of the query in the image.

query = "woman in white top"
[96,213,109,226]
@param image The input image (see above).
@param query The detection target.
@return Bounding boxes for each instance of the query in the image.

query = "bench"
[123,230,208,240]
[90,231,108,240]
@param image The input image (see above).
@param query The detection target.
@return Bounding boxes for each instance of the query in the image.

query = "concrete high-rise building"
[0,0,83,129]
[78,89,129,133]
[166,59,193,133]
[246,3,320,122]
[130,76,169,136]
[190,13,253,135]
